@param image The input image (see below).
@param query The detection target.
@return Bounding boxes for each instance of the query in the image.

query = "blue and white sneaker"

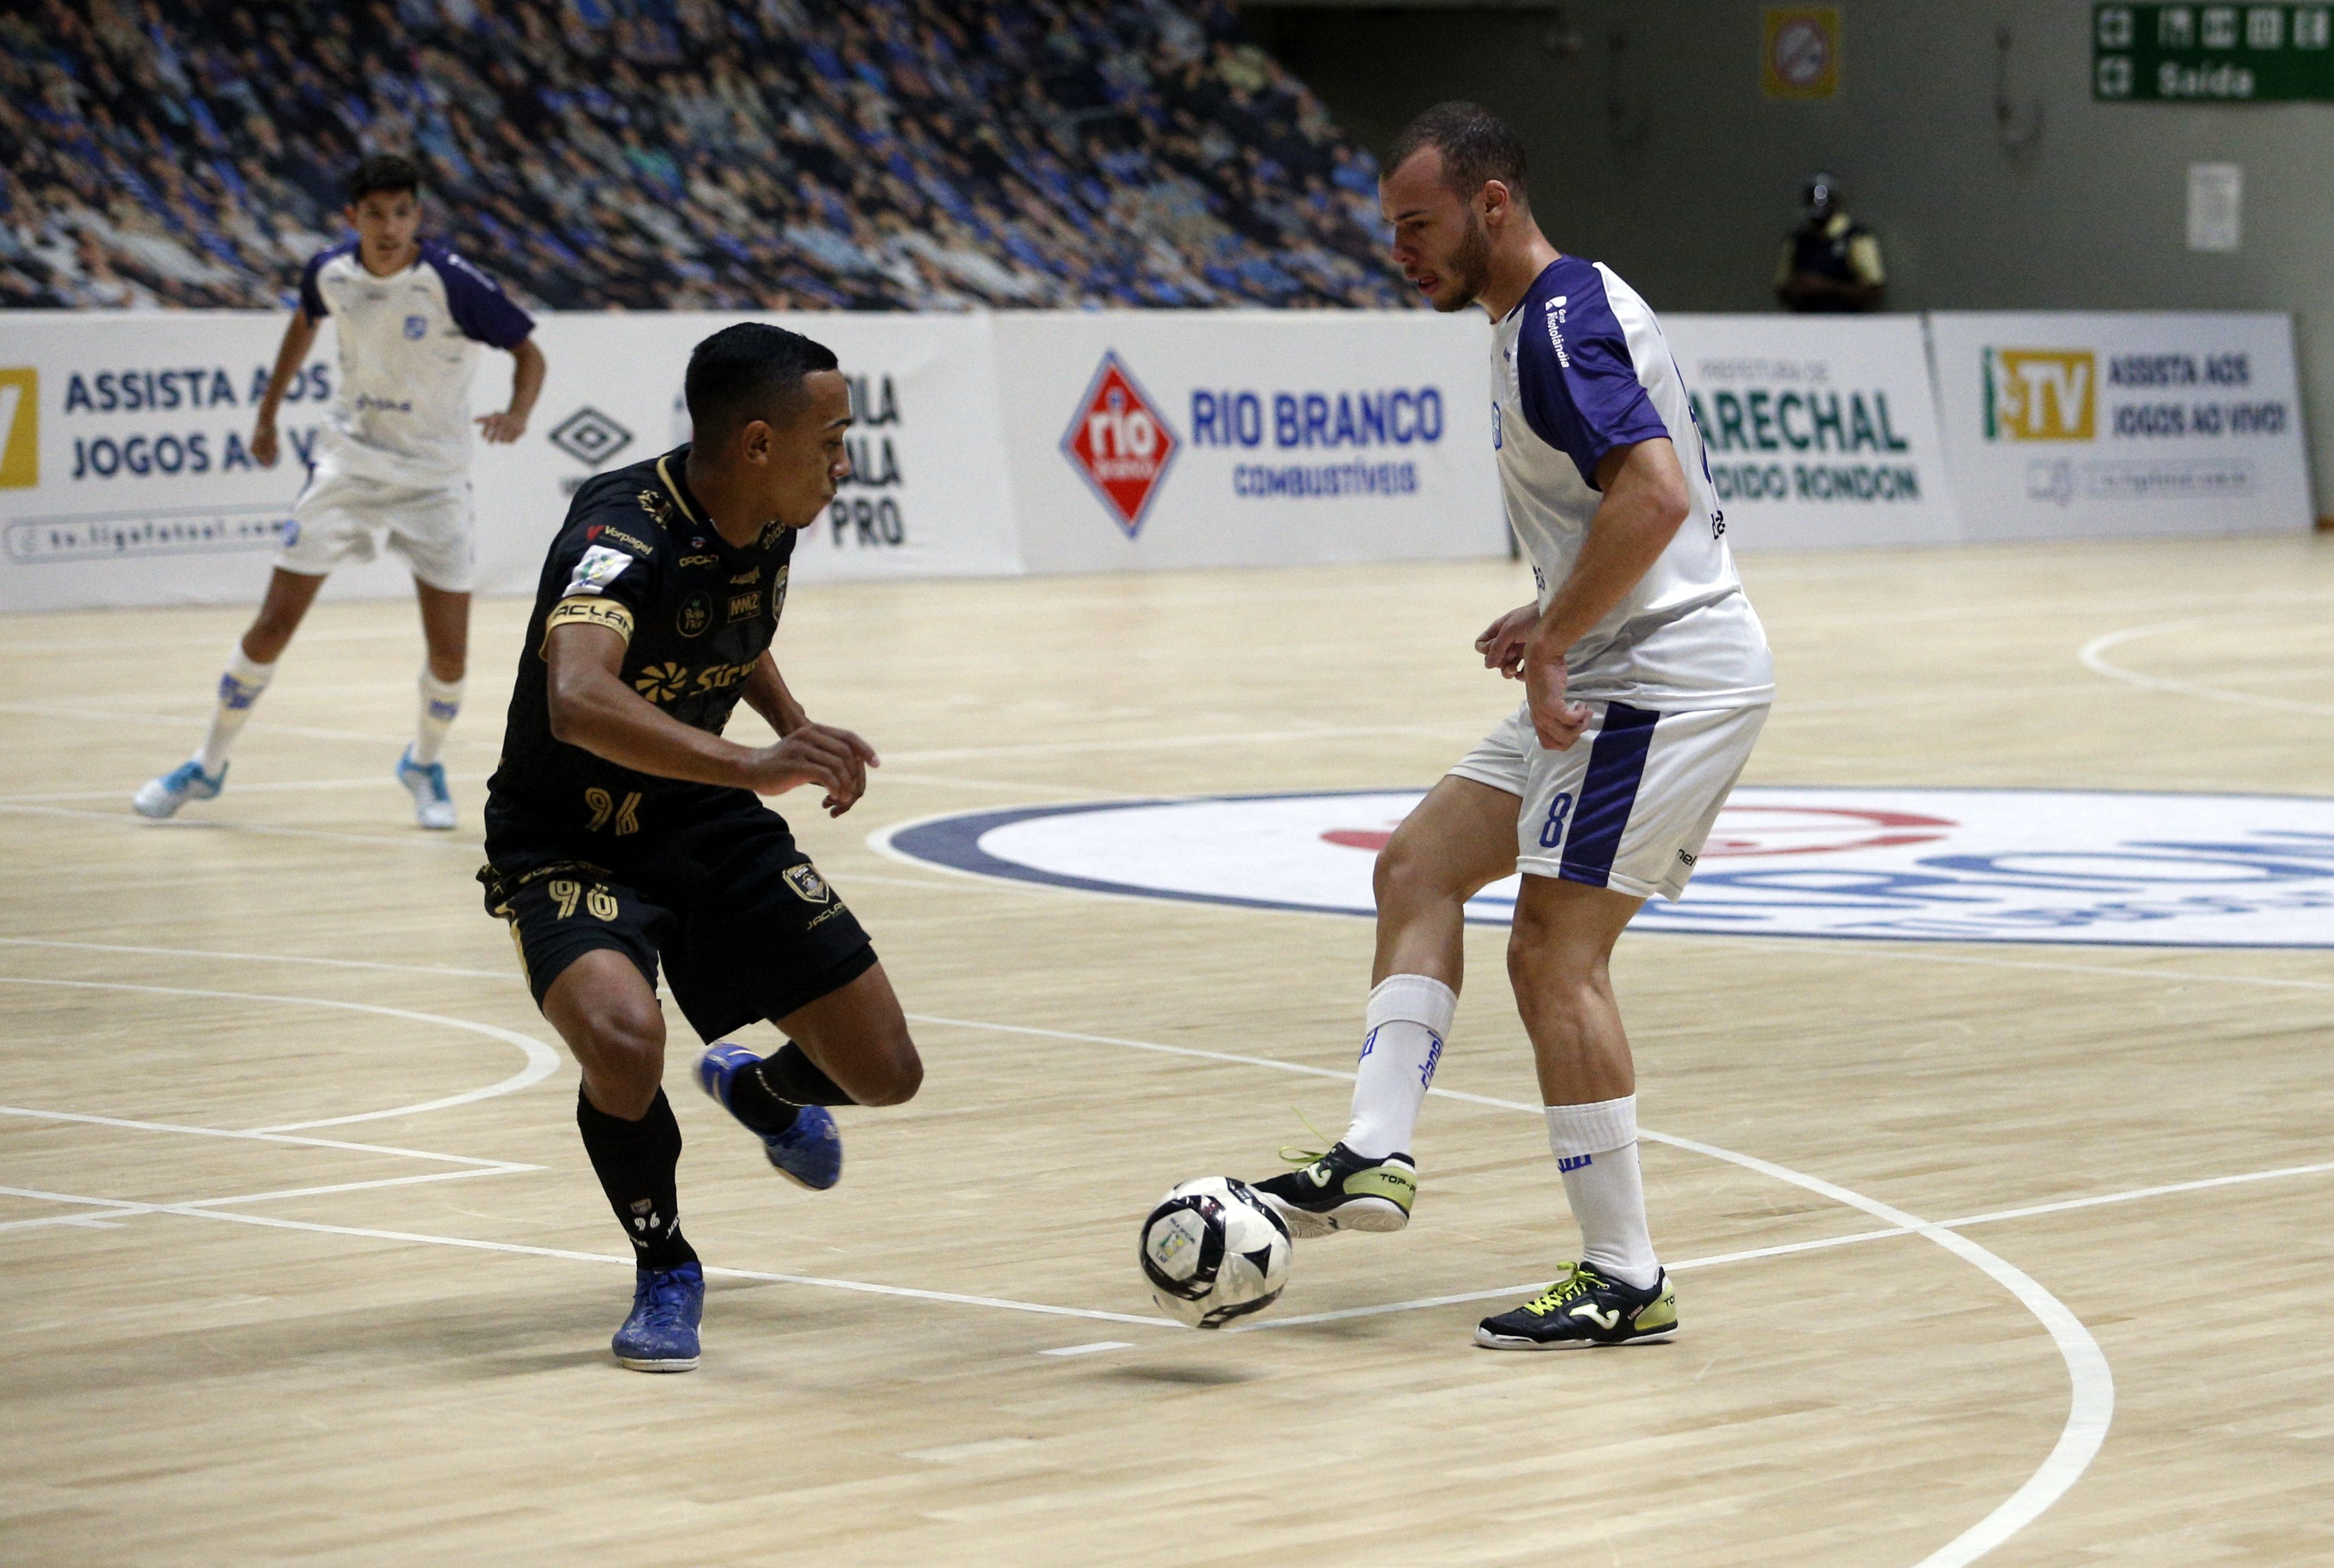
[394,745,456,830]
[612,1261,703,1372]
[697,1042,844,1191]
[132,758,226,819]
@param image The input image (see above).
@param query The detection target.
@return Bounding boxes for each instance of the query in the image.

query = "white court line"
[909,1012,2113,1568]
[132,1202,1176,1327]
[0,699,499,751]
[0,937,513,982]
[0,976,559,1130]
[21,940,2321,1563]
[0,1167,525,1233]
[2079,618,2334,718]
[0,800,483,854]
[1041,1341,1135,1356]
[0,1105,537,1171]
[0,773,491,805]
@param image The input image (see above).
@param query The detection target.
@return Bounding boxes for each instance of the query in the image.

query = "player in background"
[134,153,545,830]
[1251,103,1773,1349]
[479,323,921,1372]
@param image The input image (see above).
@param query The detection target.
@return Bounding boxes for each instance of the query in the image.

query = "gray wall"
[1244,1,2334,518]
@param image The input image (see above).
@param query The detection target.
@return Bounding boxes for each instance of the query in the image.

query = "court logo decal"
[1062,351,1179,539]
[877,786,2334,948]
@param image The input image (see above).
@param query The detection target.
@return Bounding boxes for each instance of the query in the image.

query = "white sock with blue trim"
[193,647,275,774]
[1545,1095,1659,1290]
[1342,974,1456,1159]
[414,669,464,765]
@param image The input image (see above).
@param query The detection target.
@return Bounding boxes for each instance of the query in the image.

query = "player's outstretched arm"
[250,308,320,468]
[477,337,546,444]
[1522,438,1692,749]
[545,623,878,813]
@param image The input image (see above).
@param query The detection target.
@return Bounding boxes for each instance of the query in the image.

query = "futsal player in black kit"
[479,324,921,1372]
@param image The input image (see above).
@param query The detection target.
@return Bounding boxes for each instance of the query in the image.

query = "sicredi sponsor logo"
[0,368,35,488]
[881,786,2334,948]
[1062,351,1179,537]
[1984,349,2096,441]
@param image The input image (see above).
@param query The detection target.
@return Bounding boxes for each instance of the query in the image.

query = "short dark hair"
[346,153,422,205]
[686,323,840,438]
[1384,102,1529,208]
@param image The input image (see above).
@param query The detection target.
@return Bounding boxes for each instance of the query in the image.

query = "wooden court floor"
[2,535,2330,1567]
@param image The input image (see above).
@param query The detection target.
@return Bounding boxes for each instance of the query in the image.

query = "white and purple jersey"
[299,238,534,485]
[1493,256,1772,710]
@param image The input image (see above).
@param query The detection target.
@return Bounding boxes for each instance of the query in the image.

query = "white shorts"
[1450,699,1769,901]
[279,455,473,592]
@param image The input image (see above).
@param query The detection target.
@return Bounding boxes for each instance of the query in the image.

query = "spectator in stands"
[1,0,1412,313]
[1775,171,1885,314]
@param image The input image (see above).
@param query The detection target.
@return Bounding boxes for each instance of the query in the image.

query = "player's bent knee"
[853,1034,922,1107]
[1374,829,1453,908]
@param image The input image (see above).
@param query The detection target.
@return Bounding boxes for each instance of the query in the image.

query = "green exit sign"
[2095,4,2334,99]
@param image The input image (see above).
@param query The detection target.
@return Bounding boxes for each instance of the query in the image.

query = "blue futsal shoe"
[612,1260,704,1372]
[133,758,226,819]
[697,1042,844,1191]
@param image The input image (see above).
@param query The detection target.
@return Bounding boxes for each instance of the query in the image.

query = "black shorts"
[478,792,876,1043]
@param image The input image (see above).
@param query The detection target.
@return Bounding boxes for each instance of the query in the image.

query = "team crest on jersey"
[564,544,634,597]
[676,592,713,638]
[636,489,673,527]
[403,315,427,340]
[783,864,833,904]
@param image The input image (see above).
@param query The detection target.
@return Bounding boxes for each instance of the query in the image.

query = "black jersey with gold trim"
[487,445,796,832]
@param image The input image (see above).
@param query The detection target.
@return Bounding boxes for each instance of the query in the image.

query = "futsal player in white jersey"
[134,154,545,829]
[1251,103,1773,1349]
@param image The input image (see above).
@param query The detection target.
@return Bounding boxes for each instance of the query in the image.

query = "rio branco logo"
[1983,348,2096,441]
[0,367,36,488]
[1062,351,1179,538]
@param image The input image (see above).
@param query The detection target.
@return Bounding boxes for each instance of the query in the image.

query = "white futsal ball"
[1138,1176,1293,1329]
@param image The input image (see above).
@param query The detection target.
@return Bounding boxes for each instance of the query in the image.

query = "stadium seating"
[0,0,1413,312]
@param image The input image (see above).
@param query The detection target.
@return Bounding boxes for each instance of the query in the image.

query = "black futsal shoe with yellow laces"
[1474,1262,1678,1350]
[1250,1141,1418,1240]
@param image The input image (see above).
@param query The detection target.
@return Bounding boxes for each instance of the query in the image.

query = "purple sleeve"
[1514,287,1671,490]
[428,247,535,349]
[297,250,330,320]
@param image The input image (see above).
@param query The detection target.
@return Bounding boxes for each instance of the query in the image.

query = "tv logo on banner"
[1983,349,2096,441]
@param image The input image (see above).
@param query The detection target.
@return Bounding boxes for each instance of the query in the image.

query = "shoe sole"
[1257,1193,1409,1240]
[615,1353,700,1372]
[1472,1327,1677,1351]
[763,1153,838,1192]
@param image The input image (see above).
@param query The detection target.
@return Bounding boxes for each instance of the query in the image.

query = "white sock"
[414,670,464,765]
[1545,1095,1659,1289]
[193,647,275,774]
[1342,974,1456,1159]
